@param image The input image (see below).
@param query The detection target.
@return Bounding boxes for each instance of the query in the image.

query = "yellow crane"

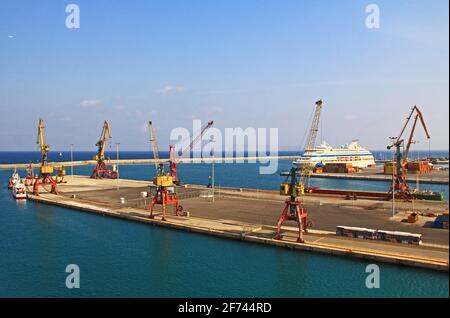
[37,118,52,172]
[91,120,117,179]
[148,120,182,221]
[33,118,57,195]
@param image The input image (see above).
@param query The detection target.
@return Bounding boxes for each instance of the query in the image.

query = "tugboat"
[12,180,27,199]
[8,169,21,189]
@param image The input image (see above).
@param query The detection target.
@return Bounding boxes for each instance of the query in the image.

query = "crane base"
[149,188,183,221]
[91,161,118,179]
[33,174,57,196]
[275,199,310,243]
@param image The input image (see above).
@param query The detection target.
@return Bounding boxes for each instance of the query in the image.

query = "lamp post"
[70,144,74,176]
[209,137,216,203]
[116,142,120,191]
[389,137,396,218]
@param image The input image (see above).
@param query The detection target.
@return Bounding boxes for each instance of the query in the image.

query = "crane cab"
[40,165,54,175]
[153,175,174,187]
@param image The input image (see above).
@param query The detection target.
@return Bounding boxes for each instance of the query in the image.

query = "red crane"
[387,106,430,200]
[169,120,214,185]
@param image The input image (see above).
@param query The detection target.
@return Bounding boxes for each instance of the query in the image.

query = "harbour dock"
[310,165,449,185]
[26,176,449,272]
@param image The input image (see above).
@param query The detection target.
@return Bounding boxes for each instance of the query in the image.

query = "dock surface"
[27,176,449,271]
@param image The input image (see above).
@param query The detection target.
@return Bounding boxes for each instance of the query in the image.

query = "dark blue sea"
[0,151,448,297]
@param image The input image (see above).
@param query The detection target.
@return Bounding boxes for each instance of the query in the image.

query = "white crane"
[305,100,323,151]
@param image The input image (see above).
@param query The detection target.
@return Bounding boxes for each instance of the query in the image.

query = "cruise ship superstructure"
[294,140,376,168]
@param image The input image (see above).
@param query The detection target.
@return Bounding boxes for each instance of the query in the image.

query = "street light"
[389,137,396,218]
[116,142,120,191]
[209,137,216,203]
[70,144,74,176]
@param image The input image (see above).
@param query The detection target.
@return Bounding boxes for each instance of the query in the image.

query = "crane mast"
[305,100,323,151]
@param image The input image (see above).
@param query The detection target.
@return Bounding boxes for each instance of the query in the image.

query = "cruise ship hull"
[293,141,376,169]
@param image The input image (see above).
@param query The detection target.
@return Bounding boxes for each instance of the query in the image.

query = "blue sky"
[0,0,448,151]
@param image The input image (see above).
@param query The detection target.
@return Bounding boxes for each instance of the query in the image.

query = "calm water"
[0,152,448,297]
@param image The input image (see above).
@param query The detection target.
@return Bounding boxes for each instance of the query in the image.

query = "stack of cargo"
[323,163,355,174]
[313,166,323,173]
[406,161,433,175]
[384,161,433,175]
[384,162,397,175]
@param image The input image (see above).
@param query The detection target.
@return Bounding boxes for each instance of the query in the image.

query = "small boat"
[12,181,27,200]
[8,170,21,189]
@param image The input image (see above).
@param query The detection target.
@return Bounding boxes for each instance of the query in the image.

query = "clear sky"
[0,0,448,151]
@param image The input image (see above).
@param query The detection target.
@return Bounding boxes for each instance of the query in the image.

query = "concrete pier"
[25,176,449,272]
[311,165,449,185]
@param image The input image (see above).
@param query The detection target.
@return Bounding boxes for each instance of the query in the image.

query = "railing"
[120,189,214,209]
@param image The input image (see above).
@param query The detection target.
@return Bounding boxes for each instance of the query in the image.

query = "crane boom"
[148,121,164,176]
[181,120,214,156]
[37,118,50,165]
[305,100,323,151]
[169,120,214,185]
[387,105,430,164]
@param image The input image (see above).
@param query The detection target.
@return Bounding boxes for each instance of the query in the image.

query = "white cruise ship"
[294,140,376,169]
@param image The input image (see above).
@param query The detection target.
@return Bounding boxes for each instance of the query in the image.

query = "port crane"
[169,120,214,185]
[148,121,183,221]
[91,120,118,179]
[33,118,57,195]
[387,106,430,200]
[273,100,321,242]
[275,167,312,243]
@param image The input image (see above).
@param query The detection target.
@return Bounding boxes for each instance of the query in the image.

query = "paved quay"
[25,176,449,271]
